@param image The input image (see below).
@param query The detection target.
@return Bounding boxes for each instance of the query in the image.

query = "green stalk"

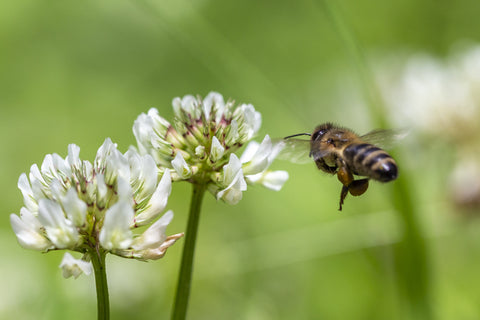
[89,247,110,320]
[172,183,206,320]
[392,172,432,320]
[320,0,432,319]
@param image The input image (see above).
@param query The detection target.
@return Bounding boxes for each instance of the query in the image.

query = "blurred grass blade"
[318,0,433,319]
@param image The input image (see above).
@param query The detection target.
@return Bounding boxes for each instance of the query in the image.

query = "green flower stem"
[89,247,110,320]
[172,183,207,320]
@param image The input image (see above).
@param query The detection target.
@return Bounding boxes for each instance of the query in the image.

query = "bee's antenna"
[284,133,311,139]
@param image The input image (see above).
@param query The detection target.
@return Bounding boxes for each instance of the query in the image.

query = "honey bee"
[282,123,401,211]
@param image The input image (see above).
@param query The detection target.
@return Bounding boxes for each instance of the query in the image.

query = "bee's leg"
[315,158,337,174]
[348,179,369,196]
[339,185,349,211]
[337,165,354,187]
[337,164,353,211]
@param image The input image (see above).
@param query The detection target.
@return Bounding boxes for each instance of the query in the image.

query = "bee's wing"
[360,128,409,149]
[274,138,312,164]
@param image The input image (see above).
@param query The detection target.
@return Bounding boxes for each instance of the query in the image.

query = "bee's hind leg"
[348,179,369,196]
[337,165,354,211]
[339,185,349,211]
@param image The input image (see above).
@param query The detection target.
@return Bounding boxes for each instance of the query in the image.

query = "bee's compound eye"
[312,129,326,141]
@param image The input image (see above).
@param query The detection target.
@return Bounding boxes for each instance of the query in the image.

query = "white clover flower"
[10,138,183,272]
[133,92,288,204]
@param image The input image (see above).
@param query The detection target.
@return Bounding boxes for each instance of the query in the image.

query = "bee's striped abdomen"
[343,143,398,182]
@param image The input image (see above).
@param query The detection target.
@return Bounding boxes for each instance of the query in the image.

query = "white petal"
[239,104,262,140]
[19,207,42,230]
[202,96,212,121]
[40,154,54,176]
[49,180,65,201]
[37,199,79,249]
[148,108,171,133]
[126,151,157,202]
[171,152,192,179]
[10,213,52,251]
[117,177,134,204]
[241,135,272,175]
[239,141,259,163]
[105,149,130,186]
[217,158,247,205]
[96,173,108,208]
[67,144,81,168]
[95,139,131,186]
[99,200,134,250]
[29,163,44,185]
[223,154,243,184]
[181,95,199,117]
[195,145,206,157]
[172,97,183,118]
[95,138,116,167]
[135,232,184,260]
[216,170,246,205]
[61,188,87,227]
[29,164,48,200]
[207,92,226,123]
[132,210,173,250]
[51,153,71,178]
[59,253,93,279]
[134,170,172,226]
[18,173,37,212]
[209,136,225,162]
[225,119,239,146]
[133,113,155,155]
[247,170,289,191]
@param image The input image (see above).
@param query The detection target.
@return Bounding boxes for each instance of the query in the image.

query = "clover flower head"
[133,92,288,204]
[11,138,183,277]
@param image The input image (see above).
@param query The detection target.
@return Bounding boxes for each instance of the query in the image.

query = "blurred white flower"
[133,92,288,204]
[449,156,480,209]
[378,45,480,210]
[59,253,93,279]
[378,46,480,138]
[11,138,182,273]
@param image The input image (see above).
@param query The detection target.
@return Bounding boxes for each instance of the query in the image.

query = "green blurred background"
[2,0,480,319]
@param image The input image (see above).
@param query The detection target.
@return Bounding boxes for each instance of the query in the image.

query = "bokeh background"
[2,0,480,319]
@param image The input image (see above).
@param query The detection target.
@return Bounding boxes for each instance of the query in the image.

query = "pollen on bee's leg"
[337,166,353,187]
[349,179,369,196]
